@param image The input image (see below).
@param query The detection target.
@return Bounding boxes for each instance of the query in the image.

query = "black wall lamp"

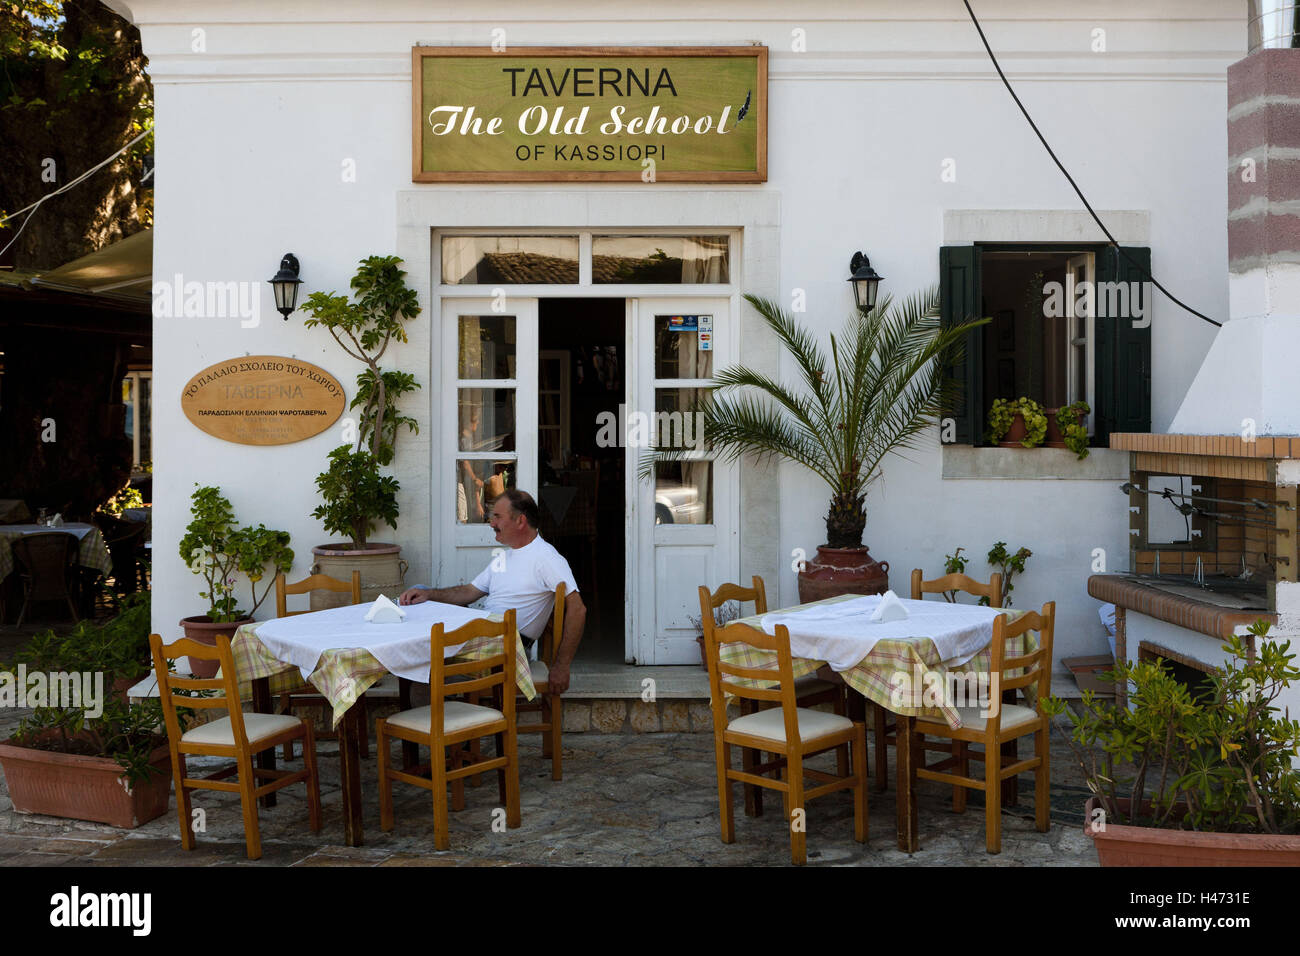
[847,252,883,312]
[269,253,302,319]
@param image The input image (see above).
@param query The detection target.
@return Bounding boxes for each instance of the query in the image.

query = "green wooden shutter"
[1094,246,1152,444]
[939,245,983,444]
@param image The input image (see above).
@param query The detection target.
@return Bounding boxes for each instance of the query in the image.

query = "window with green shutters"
[939,243,1151,447]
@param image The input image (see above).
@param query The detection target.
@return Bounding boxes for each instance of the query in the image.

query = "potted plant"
[644,288,984,602]
[0,605,174,828]
[688,600,741,668]
[1043,619,1300,866]
[1049,400,1091,459]
[982,540,1031,607]
[987,397,1047,448]
[178,484,293,677]
[300,255,421,606]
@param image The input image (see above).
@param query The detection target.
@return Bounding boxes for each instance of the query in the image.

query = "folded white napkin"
[364,594,406,624]
[870,589,909,623]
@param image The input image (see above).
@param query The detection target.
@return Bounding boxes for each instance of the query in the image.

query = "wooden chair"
[149,632,322,860]
[698,577,849,816]
[910,601,1055,854]
[515,582,567,780]
[12,532,80,627]
[376,610,521,850]
[273,570,362,760]
[861,569,1003,793]
[704,619,867,865]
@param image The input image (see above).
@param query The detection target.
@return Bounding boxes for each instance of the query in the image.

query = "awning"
[28,228,152,305]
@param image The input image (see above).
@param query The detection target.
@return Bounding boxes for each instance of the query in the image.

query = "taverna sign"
[181,356,346,446]
[412,46,767,182]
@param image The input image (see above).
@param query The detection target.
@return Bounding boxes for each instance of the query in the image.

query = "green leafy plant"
[98,480,143,517]
[2,597,177,785]
[939,546,969,602]
[982,540,1031,607]
[1042,619,1300,834]
[987,397,1047,447]
[311,445,400,550]
[301,255,422,466]
[642,289,986,548]
[1056,400,1091,460]
[178,485,293,622]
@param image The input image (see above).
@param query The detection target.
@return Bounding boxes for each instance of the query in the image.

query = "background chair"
[12,531,80,627]
[703,619,867,865]
[274,570,363,759]
[910,601,1055,853]
[860,569,1003,793]
[515,582,567,780]
[149,632,321,860]
[376,610,521,850]
[698,576,848,816]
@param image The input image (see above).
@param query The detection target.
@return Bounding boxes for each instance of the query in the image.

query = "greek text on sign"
[181,356,346,446]
[412,47,767,182]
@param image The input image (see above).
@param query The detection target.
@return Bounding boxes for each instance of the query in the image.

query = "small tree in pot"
[300,256,421,604]
[178,485,293,676]
[644,288,983,602]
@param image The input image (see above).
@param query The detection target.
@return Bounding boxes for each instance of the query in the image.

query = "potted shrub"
[1049,400,1091,459]
[1043,619,1300,866]
[0,606,174,828]
[646,288,983,602]
[178,485,293,677]
[300,255,421,606]
[987,397,1047,448]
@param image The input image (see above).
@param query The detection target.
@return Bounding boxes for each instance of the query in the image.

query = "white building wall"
[120,0,1242,667]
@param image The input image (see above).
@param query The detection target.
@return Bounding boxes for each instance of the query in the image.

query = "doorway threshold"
[567,658,711,699]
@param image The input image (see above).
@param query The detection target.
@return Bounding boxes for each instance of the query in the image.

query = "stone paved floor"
[0,712,1099,866]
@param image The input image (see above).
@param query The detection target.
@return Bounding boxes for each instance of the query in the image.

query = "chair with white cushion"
[910,601,1055,854]
[699,578,849,817]
[150,632,322,861]
[376,610,521,850]
[703,619,867,865]
[514,582,566,780]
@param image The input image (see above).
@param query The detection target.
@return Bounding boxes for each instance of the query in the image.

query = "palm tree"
[644,288,985,549]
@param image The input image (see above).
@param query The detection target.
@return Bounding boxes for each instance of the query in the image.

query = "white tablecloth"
[760,594,1003,671]
[1,522,97,540]
[252,598,498,683]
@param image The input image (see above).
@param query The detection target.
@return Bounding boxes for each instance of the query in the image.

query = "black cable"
[962,0,1223,328]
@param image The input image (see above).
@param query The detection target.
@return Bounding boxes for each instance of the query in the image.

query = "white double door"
[439,295,737,664]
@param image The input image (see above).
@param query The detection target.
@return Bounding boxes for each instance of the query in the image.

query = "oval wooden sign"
[181,356,346,446]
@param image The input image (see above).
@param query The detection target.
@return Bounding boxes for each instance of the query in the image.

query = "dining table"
[723,593,1027,853]
[230,599,536,846]
[0,522,113,580]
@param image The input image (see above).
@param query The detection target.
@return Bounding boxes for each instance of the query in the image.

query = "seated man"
[399,489,586,694]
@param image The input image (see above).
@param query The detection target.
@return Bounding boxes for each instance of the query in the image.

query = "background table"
[231,607,536,846]
[0,523,113,580]
[723,595,1026,852]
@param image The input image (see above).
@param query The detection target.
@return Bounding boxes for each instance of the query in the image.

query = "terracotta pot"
[310,543,408,610]
[997,412,1029,447]
[179,616,252,678]
[1044,408,1068,448]
[797,546,890,604]
[1084,796,1300,867]
[696,634,707,669]
[0,734,171,828]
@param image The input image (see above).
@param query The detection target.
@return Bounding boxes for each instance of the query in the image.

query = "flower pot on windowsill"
[179,615,253,678]
[0,733,171,829]
[310,542,408,610]
[796,545,890,604]
[996,414,1029,448]
[1083,796,1300,867]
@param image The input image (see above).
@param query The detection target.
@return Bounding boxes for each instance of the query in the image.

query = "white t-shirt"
[471,534,579,639]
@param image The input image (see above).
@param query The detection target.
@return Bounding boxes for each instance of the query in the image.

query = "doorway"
[538,298,625,663]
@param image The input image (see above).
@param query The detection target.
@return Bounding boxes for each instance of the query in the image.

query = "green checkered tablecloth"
[231,615,537,728]
[0,524,113,580]
[721,595,1032,730]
